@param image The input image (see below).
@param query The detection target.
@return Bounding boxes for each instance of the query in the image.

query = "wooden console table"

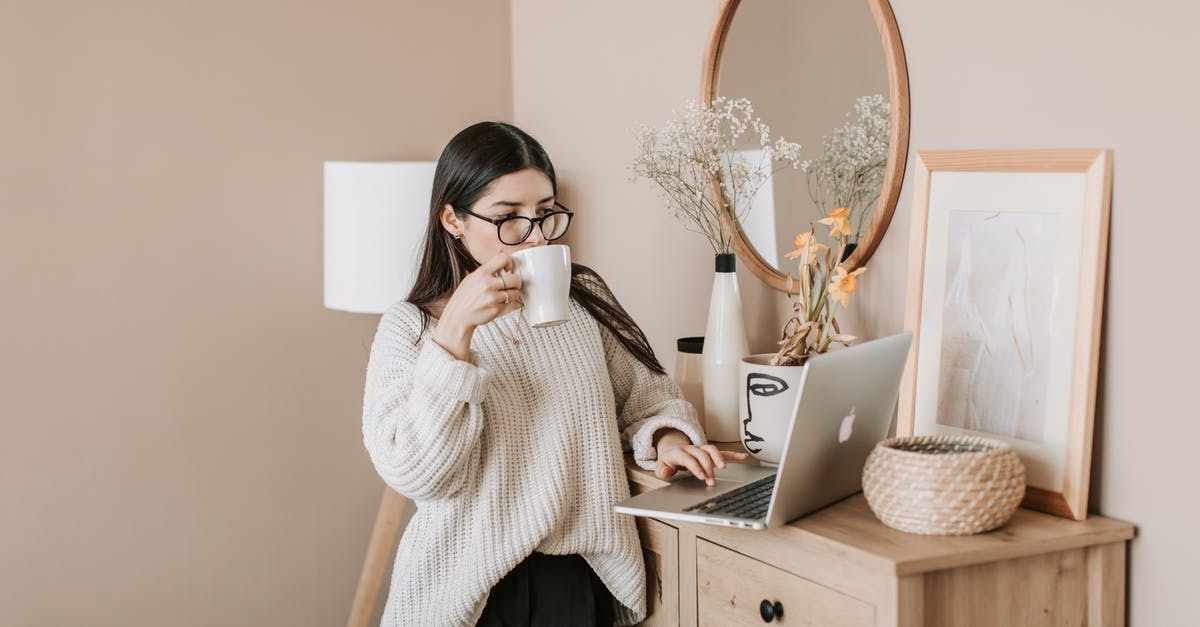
[627,450,1134,627]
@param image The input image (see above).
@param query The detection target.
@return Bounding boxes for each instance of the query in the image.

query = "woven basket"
[862,435,1026,536]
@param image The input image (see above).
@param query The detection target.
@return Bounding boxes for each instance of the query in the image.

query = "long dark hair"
[407,121,665,375]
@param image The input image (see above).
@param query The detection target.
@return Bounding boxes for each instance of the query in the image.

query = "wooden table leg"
[1087,542,1127,627]
[678,527,699,627]
[347,487,409,627]
[875,574,924,627]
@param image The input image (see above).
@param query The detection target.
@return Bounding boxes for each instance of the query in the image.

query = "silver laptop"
[614,332,912,530]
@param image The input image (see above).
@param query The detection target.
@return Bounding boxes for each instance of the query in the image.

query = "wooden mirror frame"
[701,0,911,290]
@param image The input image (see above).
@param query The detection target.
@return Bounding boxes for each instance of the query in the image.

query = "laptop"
[614,332,912,530]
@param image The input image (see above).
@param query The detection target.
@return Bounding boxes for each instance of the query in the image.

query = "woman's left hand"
[654,429,750,486]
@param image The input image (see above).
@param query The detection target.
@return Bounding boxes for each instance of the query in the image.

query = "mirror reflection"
[720,0,890,270]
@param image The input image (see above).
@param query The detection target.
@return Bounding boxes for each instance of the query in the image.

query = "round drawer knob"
[759,599,784,622]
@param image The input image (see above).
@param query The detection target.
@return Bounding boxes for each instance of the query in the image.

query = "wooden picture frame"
[898,150,1112,520]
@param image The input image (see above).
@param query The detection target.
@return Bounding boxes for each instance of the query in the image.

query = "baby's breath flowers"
[802,94,891,244]
[771,208,867,367]
[631,97,802,254]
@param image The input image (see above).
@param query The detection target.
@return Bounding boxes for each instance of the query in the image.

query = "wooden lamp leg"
[346,487,409,627]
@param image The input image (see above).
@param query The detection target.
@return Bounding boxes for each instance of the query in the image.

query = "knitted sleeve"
[361,304,489,501]
[598,322,707,471]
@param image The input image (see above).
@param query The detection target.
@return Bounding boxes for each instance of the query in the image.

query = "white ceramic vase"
[702,254,748,442]
[738,354,806,465]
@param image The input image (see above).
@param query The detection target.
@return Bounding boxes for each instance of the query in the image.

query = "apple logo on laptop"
[838,406,857,443]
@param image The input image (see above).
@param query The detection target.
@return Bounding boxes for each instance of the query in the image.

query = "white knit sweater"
[361,294,706,626]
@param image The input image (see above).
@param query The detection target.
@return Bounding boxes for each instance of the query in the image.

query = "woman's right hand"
[433,252,524,361]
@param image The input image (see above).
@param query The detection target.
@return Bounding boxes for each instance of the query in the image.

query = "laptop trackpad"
[641,463,775,510]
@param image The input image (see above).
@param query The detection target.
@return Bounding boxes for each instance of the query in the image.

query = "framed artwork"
[898,150,1112,520]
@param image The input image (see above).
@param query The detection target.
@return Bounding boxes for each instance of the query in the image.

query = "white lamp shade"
[324,161,437,313]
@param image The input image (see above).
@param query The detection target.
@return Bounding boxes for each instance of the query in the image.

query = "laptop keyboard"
[683,474,777,519]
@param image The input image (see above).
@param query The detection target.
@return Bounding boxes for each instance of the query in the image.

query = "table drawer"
[696,539,874,626]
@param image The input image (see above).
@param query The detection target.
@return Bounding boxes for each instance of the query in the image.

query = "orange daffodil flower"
[771,208,868,366]
[783,231,828,261]
[827,265,866,307]
[818,206,854,239]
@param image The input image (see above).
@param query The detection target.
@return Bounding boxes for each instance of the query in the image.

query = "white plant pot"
[702,254,748,442]
[739,354,806,465]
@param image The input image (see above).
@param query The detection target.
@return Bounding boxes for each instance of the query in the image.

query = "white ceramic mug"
[510,244,572,328]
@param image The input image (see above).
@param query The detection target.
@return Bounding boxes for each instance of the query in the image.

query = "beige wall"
[511,0,773,368]
[514,0,1199,625]
[0,2,510,625]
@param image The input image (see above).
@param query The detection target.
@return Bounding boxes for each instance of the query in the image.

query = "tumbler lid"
[676,337,704,354]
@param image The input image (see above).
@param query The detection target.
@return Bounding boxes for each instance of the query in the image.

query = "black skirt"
[476,552,615,627]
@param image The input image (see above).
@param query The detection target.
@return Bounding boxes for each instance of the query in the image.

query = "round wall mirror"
[701,0,910,291]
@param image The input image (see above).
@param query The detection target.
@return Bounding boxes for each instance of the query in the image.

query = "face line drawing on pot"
[744,372,790,454]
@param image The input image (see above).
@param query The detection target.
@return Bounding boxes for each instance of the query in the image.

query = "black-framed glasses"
[459,201,574,245]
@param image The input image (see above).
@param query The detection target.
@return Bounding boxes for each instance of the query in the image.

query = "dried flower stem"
[632,97,802,254]
[802,94,890,243]
[770,220,862,367]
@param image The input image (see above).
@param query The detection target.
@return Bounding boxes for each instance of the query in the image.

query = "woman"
[361,121,745,626]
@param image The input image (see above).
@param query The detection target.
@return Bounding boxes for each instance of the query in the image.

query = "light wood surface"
[1087,542,1127,627]
[697,539,874,626]
[1066,151,1114,520]
[888,576,925,627]
[636,518,679,626]
[625,445,1133,576]
[896,152,931,440]
[699,0,912,291]
[625,446,1133,626]
[923,549,1089,626]
[677,527,700,627]
[897,149,1113,521]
